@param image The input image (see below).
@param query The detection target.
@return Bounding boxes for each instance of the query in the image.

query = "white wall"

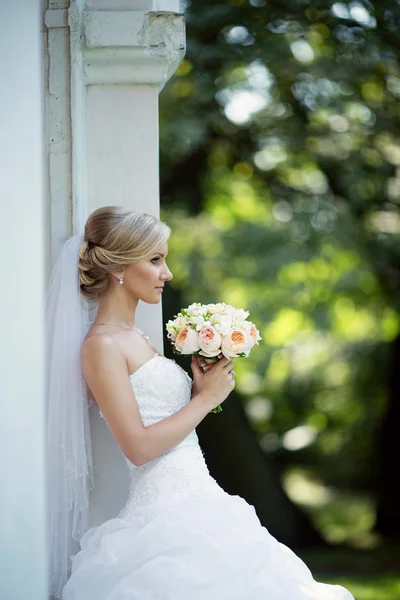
[0,1,47,599]
[44,0,185,525]
[85,83,163,522]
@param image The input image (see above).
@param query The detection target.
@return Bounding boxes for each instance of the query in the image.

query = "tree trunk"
[374,332,400,539]
[195,390,324,549]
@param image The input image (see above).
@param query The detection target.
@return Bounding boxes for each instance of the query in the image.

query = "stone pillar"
[0,1,47,599]
[44,0,185,523]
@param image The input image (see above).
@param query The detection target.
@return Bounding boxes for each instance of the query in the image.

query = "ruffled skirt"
[62,487,354,600]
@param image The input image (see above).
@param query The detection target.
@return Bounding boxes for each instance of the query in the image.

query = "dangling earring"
[119,277,124,285]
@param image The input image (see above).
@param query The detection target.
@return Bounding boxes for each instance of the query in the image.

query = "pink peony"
[221,327,249,358]
[175,326,201,354]
[245,323,260,350]
[198,325,222,357]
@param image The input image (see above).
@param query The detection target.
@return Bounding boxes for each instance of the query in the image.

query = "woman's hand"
[190,354,236,411]
[191,355,221,398]
[196,353,223,372]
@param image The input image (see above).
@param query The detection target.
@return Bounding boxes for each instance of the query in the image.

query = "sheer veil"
[46,233,96,599]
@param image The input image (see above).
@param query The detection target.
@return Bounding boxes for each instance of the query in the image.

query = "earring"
[119,277,124,285]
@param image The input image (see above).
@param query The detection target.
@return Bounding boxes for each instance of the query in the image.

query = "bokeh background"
[159,1,400,597]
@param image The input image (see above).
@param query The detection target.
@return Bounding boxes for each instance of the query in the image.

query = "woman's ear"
[110,269,124,283]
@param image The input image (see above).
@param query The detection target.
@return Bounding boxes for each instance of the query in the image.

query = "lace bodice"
[100,353,222,523]
[126,353,194,428]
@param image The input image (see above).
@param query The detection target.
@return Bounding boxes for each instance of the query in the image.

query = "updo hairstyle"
[78,206,170,302]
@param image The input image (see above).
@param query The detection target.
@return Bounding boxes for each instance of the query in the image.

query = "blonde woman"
[47,206,354,599]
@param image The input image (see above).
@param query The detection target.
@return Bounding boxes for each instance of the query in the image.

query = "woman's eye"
[151,257,161,264]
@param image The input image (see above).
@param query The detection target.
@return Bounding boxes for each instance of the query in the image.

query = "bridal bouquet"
[166,302,261,413]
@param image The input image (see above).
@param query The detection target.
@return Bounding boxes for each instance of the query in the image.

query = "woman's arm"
[81,336,231,466]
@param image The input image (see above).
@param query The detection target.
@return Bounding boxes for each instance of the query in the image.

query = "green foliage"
[300,541,400,598]
[159,0,400,527]
[312,573,400,600]
[282,467,377,545]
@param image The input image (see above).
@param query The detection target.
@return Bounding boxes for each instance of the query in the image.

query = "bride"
[47,205,354,599]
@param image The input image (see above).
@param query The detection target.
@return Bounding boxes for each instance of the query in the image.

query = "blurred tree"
[160,0,400,542]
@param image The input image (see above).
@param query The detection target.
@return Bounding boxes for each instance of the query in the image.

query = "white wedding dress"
[62,352,354,600]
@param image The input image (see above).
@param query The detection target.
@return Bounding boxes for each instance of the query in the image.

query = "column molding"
[68,1,87,232]
[44,0,185,239]
[82,10,185,86]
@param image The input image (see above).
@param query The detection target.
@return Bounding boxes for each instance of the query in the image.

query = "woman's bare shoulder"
[81,331,123,370]
[81,328,161,383]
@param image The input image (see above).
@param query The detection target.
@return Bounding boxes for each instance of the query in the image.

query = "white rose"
[207,302,227,315]
[194,305,208,314]
[190,314,206,327]
[166,320,178,341]
[187,302,201,311]
[175,315,188,330]
[196,319,211,331]
[233,308,250,325]
[209,312,233,335]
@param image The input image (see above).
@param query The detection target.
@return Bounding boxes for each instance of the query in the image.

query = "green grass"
[315,573,400,600]
[281,467,400,598]
[299,545,400,600]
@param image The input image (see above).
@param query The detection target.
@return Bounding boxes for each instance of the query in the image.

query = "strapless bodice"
[126,353,194,426]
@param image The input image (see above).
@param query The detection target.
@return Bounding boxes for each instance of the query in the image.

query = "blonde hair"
[78,206,170,302]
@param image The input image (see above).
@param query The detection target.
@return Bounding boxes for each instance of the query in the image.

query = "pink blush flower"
[198,325,222,357]
[244,324,257,350]
[221,327,249,358]
[175,326,200,354]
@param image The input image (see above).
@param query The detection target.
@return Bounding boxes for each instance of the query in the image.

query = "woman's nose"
[163,264,173,281]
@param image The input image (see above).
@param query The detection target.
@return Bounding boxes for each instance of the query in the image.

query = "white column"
[0,2,47,600]
[44,0,185,523]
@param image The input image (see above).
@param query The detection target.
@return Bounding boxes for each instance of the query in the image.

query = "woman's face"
[122,242,173,304]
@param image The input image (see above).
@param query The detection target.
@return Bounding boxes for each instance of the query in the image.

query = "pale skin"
[81,242,235,467]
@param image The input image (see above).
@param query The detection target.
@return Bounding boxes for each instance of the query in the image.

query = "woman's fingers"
[195,355,232,373]
[196,356,216,372]
[221,358,233,369]
[195,356,207,371]
[190,356,204,378]
[207,357,232,369]
[197,357,205,368]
